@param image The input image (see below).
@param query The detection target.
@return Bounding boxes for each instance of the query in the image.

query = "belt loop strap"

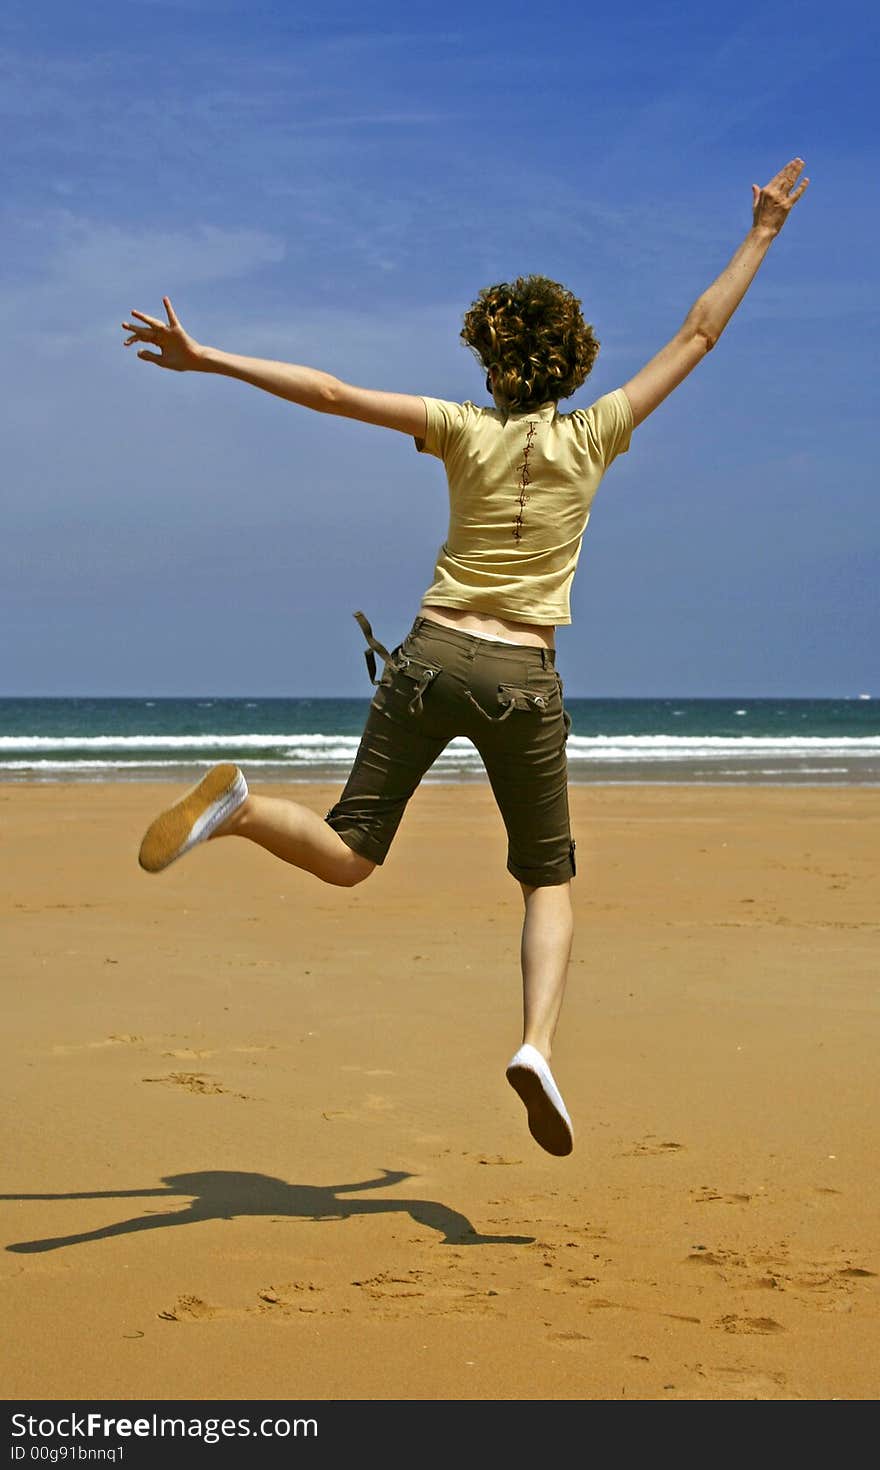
[406,666,435,716]
[464,688,515,722]
[353,610,391,686]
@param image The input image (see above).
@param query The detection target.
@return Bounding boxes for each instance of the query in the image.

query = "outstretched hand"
[121,296,202,371]
[752,157,810,235]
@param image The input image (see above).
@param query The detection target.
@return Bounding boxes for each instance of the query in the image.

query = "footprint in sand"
[160,1285,326,1323]
[158,1295,221,1322]
[687,1247,746,1270]
[162,1048,217,1060]
[715,1314,785,1335]
[691,1365,790,1399]
[256,1284,323,1314]
[689,1242,877,1315]
[621,1137,684,1157]
[351,1271,426,1301]
[349,1271,504,1318]
[142,1072,251,1099]
[580,1297,633,1314]
[782,1261,877,1311]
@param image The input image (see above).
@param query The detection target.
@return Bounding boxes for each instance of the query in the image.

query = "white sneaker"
[138,763,249,873]
[506,1043,573,1156]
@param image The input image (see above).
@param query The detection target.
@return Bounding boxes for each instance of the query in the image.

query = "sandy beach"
[2,779,878,1402]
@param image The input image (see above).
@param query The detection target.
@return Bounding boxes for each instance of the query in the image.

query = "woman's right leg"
[212,795,375,887]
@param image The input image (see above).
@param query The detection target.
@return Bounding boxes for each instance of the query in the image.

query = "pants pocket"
[379,649,441,715]
[497,682,552,712]
[463,681,552,722]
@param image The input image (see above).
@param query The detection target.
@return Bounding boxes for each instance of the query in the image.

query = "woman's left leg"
[506,880,576,1156]
[466,650,577,1154]
[518,879,574,1060]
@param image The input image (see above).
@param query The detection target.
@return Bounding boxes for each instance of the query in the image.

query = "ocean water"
[1,696,879,785]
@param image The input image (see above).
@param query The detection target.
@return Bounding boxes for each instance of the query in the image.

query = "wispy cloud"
[53,217,287,291]
[0,212,288,356]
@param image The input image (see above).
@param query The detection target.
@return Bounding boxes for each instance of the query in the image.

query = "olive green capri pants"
[324,613,576,886]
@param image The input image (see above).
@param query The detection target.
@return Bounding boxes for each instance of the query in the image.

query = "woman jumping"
[125,157,809,1157]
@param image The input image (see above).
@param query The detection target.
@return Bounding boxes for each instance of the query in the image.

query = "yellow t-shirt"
[415,387,633,625]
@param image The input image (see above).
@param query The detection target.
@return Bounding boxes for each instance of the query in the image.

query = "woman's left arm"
[121,297,427,439]
[620,157,810,430]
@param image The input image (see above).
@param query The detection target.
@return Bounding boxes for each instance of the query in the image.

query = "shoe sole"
[138,763,247,873]
[506,1062,574,1157]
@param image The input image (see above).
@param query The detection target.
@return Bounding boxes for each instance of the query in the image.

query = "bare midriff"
[418,602,556,650]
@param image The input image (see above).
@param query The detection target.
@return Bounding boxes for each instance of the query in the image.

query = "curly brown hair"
[460,274,600,412]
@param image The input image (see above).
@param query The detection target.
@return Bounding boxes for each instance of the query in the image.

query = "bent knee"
[334,851,377,887]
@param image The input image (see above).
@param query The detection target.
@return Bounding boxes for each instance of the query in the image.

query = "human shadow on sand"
[3,1169,534,1253]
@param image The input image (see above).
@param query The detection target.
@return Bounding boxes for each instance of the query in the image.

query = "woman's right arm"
[121,297,427,439]
[620,157,810,429]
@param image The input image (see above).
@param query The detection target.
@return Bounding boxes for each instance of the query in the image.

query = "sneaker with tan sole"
[138,763,249,873]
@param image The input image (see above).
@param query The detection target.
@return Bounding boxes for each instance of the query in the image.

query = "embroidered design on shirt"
[512,421,538,542]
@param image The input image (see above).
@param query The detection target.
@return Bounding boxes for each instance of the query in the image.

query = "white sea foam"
[2,759,222,771]
[0,733,363,751]
[3,732,880,757]
[6,761,876,792]
[715,766,851,775]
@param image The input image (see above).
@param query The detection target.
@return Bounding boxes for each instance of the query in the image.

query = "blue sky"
[2,0,877,696]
